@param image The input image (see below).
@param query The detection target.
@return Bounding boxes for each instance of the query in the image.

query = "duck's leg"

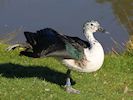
[65,69,80,94]
[6,43,31,51]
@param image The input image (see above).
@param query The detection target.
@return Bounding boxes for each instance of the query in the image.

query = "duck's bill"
[97,27,110,34]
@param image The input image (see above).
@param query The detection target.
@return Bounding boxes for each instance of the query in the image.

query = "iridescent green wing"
[65,42,84,60]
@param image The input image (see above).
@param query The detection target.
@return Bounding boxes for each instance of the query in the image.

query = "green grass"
[0,44,133,100]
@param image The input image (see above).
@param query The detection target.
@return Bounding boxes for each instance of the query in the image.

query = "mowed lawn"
[0,44,133,100]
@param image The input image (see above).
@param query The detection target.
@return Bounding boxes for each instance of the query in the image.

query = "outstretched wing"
[23,28,90,60]
[58,35,90,60]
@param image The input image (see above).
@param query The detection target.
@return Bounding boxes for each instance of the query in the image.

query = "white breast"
[62,42,104,73]
[83,42,104,72]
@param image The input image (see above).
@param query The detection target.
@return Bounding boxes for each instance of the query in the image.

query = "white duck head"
[83,20,105,34]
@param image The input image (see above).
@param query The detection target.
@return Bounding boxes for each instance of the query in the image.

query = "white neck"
[84,30,96,42]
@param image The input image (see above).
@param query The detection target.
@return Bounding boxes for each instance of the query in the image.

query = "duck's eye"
[91,24,93,26]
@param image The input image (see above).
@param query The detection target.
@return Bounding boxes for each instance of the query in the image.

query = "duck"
[7,20,107,94]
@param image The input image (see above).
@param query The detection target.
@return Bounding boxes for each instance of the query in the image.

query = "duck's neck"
[84,30,96,42]
[84,30,98,49]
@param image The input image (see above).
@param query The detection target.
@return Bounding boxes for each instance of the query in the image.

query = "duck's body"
[63,41,104,72]
[63,22,105,72]
[7,20,106,94]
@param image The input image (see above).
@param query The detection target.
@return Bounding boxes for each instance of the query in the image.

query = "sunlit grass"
[0,44,133,100]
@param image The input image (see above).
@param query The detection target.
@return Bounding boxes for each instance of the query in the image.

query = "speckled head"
[83,20,105,33]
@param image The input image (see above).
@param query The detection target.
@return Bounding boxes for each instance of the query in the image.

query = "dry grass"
[126,35,133,54]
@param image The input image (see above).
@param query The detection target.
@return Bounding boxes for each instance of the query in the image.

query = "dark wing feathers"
[24,32,37,45]
[23,28,90,59]
[67,37,90,48]
[57,35,88,60]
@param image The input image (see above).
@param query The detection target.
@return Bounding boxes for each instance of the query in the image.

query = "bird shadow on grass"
[0,63,75,86]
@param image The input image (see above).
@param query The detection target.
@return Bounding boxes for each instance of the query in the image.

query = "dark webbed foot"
[65,86,80,94]
[65,69,80,94]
